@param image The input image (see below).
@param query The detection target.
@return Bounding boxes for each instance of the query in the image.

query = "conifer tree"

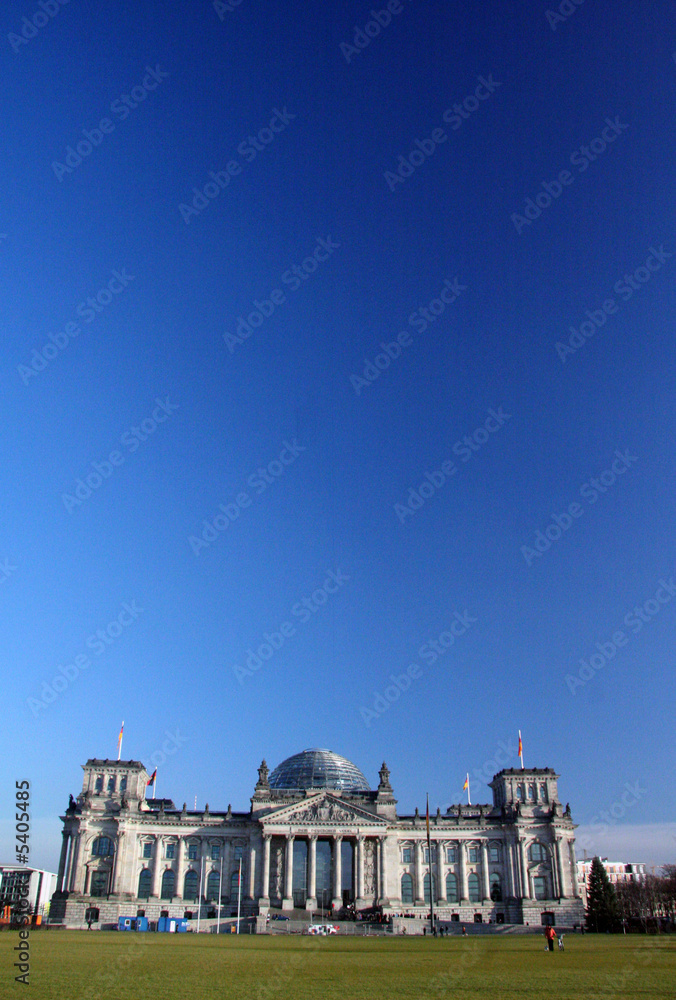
[586,857,619,932]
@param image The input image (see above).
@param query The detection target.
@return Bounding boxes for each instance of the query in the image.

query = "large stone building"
[50,749,585,928]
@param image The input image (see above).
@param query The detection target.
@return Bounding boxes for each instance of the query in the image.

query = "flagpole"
[117,721,124,761]
[236,858,242,934]
[519,731,524,769]
[153,771,157,800]
[466,773,471,806]
[426,793,435,935]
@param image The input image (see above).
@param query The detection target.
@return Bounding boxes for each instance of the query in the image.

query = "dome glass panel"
[268,749,370,792]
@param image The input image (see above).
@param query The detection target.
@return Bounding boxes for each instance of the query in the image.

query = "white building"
[50,749,585,929]
[576,858,647,907]
[0,866,57,919]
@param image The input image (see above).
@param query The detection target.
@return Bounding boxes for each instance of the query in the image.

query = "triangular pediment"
[262,792,385,830]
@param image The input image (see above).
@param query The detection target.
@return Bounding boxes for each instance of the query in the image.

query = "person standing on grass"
[545,925,556,951]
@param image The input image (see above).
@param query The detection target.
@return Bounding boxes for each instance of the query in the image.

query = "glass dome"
[268,749,370,792]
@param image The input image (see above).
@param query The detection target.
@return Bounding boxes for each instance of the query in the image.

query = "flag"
[146,769,157,787]
[116,721,124,754]
[462,775,469,791]
[518,732,523,757]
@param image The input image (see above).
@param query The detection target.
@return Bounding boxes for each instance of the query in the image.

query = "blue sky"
[1,0,675,873]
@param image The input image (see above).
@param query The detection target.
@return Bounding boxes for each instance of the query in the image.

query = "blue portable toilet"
[118,916,148,932]
[157,917,188,933]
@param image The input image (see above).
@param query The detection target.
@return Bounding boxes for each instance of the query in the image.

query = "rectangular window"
[468,848,479,864]
[446,847,457,864]
[234,845,243,861]
[489,846,499,863]
[533,876,547,900]
[188,845,198,860]
[166,844,175,859]
[211,845,220,860]
[142,843,152,859]
[402,847,412,864]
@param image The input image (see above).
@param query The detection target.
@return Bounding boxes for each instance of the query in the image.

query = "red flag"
[146,769,157,786]
[518,732,523,757]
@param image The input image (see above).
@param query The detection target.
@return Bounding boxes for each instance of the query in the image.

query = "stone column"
[110,832,123,894]
[437,842,447,902]
[56,831,70,892]
[306,836,317,908]
[175,838,185,900]
[247,843,256,899]
[282,835,294,910]
[151,837,163,897]
[63,833,75,892]
[458,841,469,902]
[356,836,365,903]
[519,838,530,899]
[378,836,389,904]
[414,841,424,904]
[332,835,343,909]
[261,834,271,903]
[70,834,84,893]
[555,838,567,898]
[504,840,515,898]
[481,842,491,903]
[568,841,580,897]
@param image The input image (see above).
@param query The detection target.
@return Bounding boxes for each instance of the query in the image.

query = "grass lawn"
[3,931,675,999]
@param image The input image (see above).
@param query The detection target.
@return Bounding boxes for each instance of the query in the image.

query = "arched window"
[529,842,546,862]
[516,784,524,801]
[423,873,436,904]
[92,837,113,857]
[107,776,116,793]
[540,784,548,803]
[401,873,413,904]
[184,870,198,901]
[468,873,480,903]
[90,870,109,897]
[445,872,458,902]
[160,870,175,899]
[137,869,151,899]
[490,873,502,901]
[206,871,220,902]
[528,784,535,800]
[120,777,127,793]
[95,776,104,793]
[230,869,243,900]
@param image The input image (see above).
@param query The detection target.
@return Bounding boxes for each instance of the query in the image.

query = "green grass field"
[3,931,675,999]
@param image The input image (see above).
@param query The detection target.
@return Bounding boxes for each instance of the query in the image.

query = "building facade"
[50,749,585,928]
[0,866,57,920]
[576,858,647,908]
